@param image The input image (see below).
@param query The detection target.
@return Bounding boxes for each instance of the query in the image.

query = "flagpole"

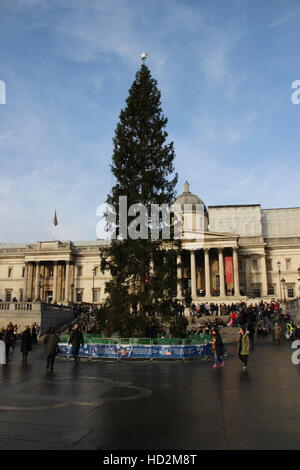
[53,210,58,241]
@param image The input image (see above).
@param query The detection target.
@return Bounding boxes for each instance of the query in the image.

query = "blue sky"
[0,0,300,243]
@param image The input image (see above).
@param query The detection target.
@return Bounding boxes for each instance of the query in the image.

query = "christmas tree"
[98,59,186,338]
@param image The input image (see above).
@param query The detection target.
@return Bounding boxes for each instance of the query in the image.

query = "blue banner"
[58,342,213,359]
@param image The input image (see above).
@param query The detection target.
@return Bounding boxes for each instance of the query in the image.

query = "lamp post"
[281,278,286,303]
[297,266,300,298]
[277,261,282,301]
[92,267,96,304]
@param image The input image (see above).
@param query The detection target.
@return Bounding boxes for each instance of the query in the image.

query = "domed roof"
[175,181,208,215]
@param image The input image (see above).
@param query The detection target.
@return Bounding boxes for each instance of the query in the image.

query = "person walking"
[274,323,282,345]
[237,326,250,370]
[295,322,300,340]
[210,327,225,369]
[0,330,6,365]
[44,327,60,371]
[31,323,38,346]
[20,326,32,362]
[247,320,256,351]
[68,324,84,362]
[3,324,15,363]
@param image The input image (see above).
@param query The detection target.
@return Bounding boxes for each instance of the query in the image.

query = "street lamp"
[297,266,300,298]
[92,267,96,303]
[281,278,286,302]
[277,261,282,301]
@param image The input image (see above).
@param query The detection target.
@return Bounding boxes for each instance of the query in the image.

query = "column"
[40,264,45,302]
[57,264,62,302]
[204,248,211,297]
[23,262,29,301]
[53,262,58,303]
[176,254,183,299]
[190,250,197,299]
[233,248,240,297]
[218,248,226,297]
[64,261,70,303]
[245,256,251,297]
[34,261,40,300]
[260,254,268,297]
[28,263,33,301]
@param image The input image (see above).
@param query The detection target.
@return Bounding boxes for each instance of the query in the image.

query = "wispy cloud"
[268,7,300,29]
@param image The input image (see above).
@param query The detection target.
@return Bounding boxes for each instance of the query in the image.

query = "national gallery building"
[1,182,300,306]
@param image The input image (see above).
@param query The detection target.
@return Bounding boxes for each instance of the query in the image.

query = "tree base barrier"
[58,341,215,360]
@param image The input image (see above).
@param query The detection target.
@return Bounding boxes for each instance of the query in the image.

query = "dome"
[174,181,208,215]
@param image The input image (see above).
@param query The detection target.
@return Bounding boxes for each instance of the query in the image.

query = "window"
[252,284,261,297]
[287,284,294,298]
[5,289,12,302]
[19,289,23,302]
[93,266,99,276]
[8,267,12,278]
[22,267,25,278]
[77,266,83,277]
[76,289,83,302]
[285,259,291,271]
[238,260,244,272]
[92,288,101,303]
[252,259,258,271]
[268,285,275,295]
[266,259,273,271]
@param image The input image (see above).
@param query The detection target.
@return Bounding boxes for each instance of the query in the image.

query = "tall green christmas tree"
[98,60,186,338]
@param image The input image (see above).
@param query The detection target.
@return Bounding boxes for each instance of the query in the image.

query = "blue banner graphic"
[58,342,213,359]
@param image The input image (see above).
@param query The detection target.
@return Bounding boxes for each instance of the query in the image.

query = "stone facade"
[0,184,300,305]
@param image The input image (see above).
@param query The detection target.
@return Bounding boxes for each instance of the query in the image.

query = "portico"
[177,234,243,301]
[23,259,74,303]
[22,241,75,304]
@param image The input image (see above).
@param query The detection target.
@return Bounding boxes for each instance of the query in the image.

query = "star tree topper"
[140,52,148,61]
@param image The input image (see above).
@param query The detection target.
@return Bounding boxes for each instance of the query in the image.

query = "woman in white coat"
[0,331,6,365]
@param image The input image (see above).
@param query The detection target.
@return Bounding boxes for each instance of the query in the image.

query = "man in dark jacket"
[20,326,32,362]
[68,324,84,362]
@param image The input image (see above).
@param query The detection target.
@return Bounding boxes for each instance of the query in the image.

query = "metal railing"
[58,334,211,345]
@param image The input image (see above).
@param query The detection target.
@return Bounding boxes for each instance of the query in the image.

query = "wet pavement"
[0,337,299,450]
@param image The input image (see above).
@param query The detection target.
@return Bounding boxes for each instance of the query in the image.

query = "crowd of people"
[189,300,282,318]
[0,298,299,371]
[0,321,86,371]
[0,322,40,365]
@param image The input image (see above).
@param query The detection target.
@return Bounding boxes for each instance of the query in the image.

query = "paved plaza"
[0,338,299,450]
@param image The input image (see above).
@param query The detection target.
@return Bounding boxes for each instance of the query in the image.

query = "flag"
[53,210,58,226]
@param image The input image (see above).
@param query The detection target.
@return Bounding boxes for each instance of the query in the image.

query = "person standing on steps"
[274,323,282,345]
[237,326,250,370]
[68,324,84,362]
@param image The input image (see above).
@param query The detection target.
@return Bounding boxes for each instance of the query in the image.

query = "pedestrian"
[273,323,282,345]
[44,327,60,371]
[68,324,84,362]
[247,321,256,351]
[0,331,6,365]
[3,324,15,363]
[31,323,38,346]
[237,326,250,370]
[20,326,32,362]
[295,322,300,340]
[210,327,224,369]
